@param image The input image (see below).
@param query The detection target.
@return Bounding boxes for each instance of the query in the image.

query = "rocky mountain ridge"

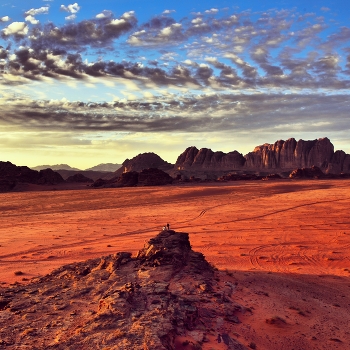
[0,230,248,349]
[175,137,350,175]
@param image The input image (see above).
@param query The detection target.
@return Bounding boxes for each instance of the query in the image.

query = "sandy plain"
[1,179,350,349]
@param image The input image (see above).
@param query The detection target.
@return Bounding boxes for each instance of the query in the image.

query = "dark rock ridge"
[0,161,64,190]
[174,138,350,175]
[0,231,248,349]
[114,152,173,177]
[66,173,94,183]
[289,166,326,179]
[92,168,173,188]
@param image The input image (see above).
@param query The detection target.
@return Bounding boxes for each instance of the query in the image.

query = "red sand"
[1,179,350,349]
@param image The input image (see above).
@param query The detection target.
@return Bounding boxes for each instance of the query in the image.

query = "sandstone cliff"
[0,231,247,349]
[244,137,350,173]
[174,147,246,172]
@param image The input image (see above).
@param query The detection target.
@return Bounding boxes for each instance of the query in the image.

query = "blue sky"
[0,0,349,168]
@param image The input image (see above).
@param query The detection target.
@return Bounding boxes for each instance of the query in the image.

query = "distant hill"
[85,163,122,172]
[31,164,81,171]
[55,169,114,181]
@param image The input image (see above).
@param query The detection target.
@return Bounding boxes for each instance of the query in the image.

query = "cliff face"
[175,146,246,171]
[174,138,350,175]
[244,137,350,173]
[244,138,335,170]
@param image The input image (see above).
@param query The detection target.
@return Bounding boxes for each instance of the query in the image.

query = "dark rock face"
[38,169,65,185]
[115,153,173,177]
[0,162,64,188]
[175,146,246,171]
[0,231,247,349]
[66,173,94,183]
[137,168,173,186]
[92,168,173,188]
[289,166,325,179]
[114,171,139,187]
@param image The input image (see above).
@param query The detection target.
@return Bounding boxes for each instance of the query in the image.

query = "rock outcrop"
[92,168,173,188]
[289,166,326,179]
[0,231,248,349]
[175,147,246,172]
[114,153,173,177]
[0,161,65,190]
[243,137,350,173]
[66,173,94,183]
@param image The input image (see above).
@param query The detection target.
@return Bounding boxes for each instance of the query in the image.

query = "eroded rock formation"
[244,137,343,172]
[175,147,246,171]
[0,231,248,349]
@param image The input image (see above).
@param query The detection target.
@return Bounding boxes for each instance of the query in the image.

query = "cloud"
[60,3,80,14]
[25,15,40,25]
[1,94,349,139]
[0,16,10,22]
[65,14,76,21]
[321,7,330,12]
[2,22,28,36]
[205,8,219,14]
[24,6,49,16]
[163,10,175,15]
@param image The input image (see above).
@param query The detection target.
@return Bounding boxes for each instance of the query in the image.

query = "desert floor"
[1,179,350,349]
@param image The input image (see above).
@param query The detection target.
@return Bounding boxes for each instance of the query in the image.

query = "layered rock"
[0,230,248,349]
[175,146,246,171]
[115,153,173,177]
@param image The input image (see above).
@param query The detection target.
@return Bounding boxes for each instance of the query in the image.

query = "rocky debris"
[175,146,246,172]
[92,168,173,188]
[0,161,65,189]
[65,173,94,183]
[114,153,173,177]
[0,231,248,350]
[289,166,326,179]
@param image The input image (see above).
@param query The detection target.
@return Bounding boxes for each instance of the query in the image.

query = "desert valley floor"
[1,179,350,349]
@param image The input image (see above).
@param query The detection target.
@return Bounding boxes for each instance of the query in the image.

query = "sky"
[0,0,349,168]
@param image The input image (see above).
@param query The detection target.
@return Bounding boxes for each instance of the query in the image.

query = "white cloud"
[205,8,219,14]
[95,10,112,19]
[321,7,330,12]
[163,10,175,15]
[60,3,80,14]
[65,14,76,21]
[25,15,39,25]
[2,22,28,36]
[25,6,49,16]
[110,18,126,26]
[0,16,10,22]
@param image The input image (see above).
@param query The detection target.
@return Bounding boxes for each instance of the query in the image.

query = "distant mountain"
[114,152,173,177]
[85,163,122,172]
[31,164,81,171]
